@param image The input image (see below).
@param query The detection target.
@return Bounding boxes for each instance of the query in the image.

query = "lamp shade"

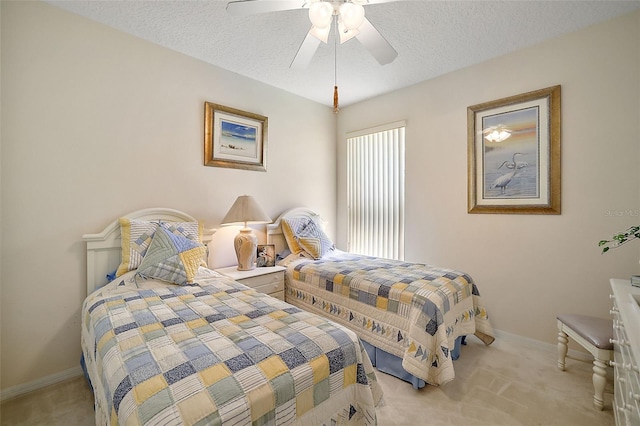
[221,195,271,271]
[221,195,271,226]
[310,25,331,43]
[339,2,364,31]
[309,1,334,29]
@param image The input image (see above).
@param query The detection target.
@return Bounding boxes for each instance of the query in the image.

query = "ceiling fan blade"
[290,29,322,69]
[356,17,398,65]
[358,0,402,4]
[226,0,308,16]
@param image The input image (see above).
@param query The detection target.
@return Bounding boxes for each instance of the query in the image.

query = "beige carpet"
[0,332,614,425]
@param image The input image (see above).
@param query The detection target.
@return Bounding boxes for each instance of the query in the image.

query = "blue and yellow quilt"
[281,251,495,386]
[81,269,382,425]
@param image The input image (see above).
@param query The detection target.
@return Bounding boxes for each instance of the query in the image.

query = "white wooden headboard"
[82,208,215,296]
[266,207,326,255]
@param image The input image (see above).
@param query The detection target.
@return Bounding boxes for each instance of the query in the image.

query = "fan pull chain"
[333,16,339,113]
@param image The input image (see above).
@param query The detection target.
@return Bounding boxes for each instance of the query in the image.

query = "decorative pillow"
[281,217,309,255]
[116,218,203,277]
[136,226,206,285]
[294,219,334,259]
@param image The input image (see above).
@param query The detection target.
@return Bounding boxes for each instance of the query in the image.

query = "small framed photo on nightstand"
[256,244,275,267]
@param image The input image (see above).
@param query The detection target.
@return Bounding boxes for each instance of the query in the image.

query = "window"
[347,121,405,260]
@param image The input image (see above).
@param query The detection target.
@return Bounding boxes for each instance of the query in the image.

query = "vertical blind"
[347,121,405,260]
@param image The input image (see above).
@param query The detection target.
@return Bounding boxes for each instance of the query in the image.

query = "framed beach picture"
[204,102,268,172]
[467,86,561,214]
[256,244,275,267]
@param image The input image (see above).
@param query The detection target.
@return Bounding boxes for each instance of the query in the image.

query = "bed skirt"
[361,336,465,389]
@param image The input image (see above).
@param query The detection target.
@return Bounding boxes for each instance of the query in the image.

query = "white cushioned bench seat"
[557,313,613,410]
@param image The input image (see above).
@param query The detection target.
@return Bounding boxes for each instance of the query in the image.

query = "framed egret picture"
[204,102,267,172]
[467,85,561,214]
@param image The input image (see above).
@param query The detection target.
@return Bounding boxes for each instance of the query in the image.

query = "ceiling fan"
[226,0,399,69]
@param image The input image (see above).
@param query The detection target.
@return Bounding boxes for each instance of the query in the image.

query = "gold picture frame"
[204,102,267,172]
[467,85,561,214]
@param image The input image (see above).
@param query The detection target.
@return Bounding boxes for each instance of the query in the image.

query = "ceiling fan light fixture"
[338,22,359,43]
[339,2,365,31]
[309,1,334,29]
[310,25,330,43]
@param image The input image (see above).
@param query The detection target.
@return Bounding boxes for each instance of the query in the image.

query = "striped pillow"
[136,226,206,285]
[281,217,309,255]
[116,218,203,277]
[294,219,334,259]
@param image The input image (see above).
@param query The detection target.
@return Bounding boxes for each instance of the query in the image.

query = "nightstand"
[216,265,286,301]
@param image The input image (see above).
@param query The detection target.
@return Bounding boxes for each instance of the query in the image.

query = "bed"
[266,207,495,389]
[81,208,382,425]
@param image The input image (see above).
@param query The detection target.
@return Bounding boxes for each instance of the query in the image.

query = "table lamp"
[221,195,272,271]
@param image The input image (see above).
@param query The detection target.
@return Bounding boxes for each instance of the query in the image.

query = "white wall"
[337,11,640,345]
[0,1,336,390]
[2,0,638,395]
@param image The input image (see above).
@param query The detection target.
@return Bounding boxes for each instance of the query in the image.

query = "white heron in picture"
[496,152,529,170]
[490,152,527,194]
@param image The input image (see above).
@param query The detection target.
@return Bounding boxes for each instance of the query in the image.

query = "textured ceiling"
[46,0,640,107]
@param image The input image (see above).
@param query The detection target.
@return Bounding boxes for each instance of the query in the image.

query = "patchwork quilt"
[81,269,382,425]
[281,251,495,386]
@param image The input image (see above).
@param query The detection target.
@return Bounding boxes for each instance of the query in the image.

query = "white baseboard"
[0,366,84,403]
[493,328,593,362]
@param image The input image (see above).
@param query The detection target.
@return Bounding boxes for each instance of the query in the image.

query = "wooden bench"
[557,314,613,410]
